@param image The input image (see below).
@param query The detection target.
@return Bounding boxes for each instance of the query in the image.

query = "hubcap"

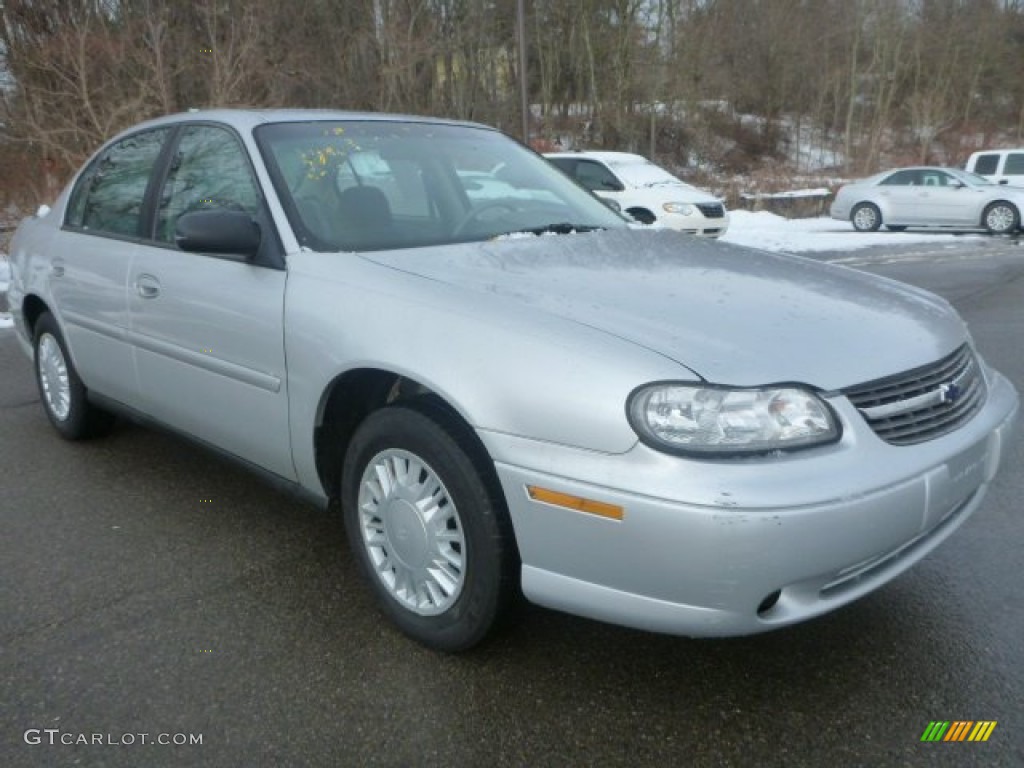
[37,333,71,421]
[986,205,1014,233]
[357,449,466,616]
[853,207,877,230]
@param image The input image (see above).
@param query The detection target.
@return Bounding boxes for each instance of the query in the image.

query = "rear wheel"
[851,203,882,232]
[982,201,1020,235]
[341,402,517,652]
[33,312,115,440]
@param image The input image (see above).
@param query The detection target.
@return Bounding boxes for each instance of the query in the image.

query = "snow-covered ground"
[720,210,982,253]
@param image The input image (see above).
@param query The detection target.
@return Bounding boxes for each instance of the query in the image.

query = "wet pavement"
[1,238,1023,767]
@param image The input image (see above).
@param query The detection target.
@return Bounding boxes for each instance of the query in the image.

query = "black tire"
[32,312,116,440]
[851,203,882,232]
[626,208,656,225]
[982,201,1020,235]
[885,225,907,232]
[341,402,517,652]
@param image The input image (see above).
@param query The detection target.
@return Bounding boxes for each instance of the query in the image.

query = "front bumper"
[484,369,1017,637]
[659,211,729,238]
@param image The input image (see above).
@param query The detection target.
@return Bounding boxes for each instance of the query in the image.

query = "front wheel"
[982,201,1020,235]
[33,312,115,440]
[341,403,517,652]
[851,203,882,232]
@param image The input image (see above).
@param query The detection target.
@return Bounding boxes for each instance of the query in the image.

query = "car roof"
[110,108,496,140]
[544,150,649,164]
[968,148,1024,156]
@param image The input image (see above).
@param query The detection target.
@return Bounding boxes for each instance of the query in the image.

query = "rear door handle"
[135,274,161,299]
[51,258,65,277]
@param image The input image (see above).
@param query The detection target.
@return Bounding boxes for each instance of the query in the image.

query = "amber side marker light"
[526,486,625,521]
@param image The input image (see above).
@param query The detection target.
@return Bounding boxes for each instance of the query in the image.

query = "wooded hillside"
[2,0,1023,205]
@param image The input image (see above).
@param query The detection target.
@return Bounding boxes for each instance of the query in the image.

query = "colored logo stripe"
[968,721,997,742]
[920,720,996,742]
[944,721,973,741]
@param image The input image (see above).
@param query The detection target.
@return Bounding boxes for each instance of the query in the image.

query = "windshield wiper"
[504,222,605,236]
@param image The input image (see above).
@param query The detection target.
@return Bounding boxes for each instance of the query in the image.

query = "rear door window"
[66,128,171,237]
[880,169,920,186]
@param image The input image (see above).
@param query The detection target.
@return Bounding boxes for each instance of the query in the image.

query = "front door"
[127,124,294,480]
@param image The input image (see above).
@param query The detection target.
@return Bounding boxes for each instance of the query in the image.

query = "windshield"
[255,121,627,252]
[607,158,690,188]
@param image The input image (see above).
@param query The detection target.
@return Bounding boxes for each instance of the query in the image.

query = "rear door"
[54,127,172,406]
[876,169,922,223]
[127,123,295,479]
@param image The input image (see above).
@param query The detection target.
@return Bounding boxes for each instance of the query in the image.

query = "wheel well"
[984,200,1018,212]
[20,294,50,337]
[314,369,488,502]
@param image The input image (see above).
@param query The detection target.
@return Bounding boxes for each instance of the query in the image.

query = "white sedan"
[831,166,1024,234]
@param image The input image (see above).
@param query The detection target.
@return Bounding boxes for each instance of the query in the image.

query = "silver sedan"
[830,166,1024,234]
[7,111,1019,651]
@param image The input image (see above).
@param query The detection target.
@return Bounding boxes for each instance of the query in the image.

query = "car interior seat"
[337,185,393,250]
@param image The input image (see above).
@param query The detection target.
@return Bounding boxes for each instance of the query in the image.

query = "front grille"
[696,203,725,219]
[843,344,986,446]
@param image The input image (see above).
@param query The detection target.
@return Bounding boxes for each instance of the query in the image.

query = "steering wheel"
[452,201,520,237]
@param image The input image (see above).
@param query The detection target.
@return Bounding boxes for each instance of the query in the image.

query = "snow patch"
[720,210,981,253]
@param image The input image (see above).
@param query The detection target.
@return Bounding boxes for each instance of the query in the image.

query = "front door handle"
[135,274,161,299]
[51,258,65,278]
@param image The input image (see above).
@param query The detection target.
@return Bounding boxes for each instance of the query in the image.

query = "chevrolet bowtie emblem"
[939,382,961,404]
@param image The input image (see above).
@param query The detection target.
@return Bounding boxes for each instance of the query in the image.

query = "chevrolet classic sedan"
[8,110,1019,651]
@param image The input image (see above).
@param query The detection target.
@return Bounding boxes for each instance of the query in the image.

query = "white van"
[545,151,729,237]
[965,148,1024,186]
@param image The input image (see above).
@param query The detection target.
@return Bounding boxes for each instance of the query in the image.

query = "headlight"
[662,202,694,215]
[627,383,840,456]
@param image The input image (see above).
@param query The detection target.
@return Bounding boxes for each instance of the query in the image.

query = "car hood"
[621,182,720,204]
[360,229,966,390]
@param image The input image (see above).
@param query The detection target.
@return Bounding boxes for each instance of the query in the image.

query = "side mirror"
[601,179,625,191]
[175,209,261,259]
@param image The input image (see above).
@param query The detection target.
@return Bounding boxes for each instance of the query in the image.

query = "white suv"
[545,151,729,237]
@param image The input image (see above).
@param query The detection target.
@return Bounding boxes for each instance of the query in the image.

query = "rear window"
[971,154,999,175]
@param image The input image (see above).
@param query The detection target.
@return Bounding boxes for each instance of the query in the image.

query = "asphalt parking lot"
[2,237,1023,767]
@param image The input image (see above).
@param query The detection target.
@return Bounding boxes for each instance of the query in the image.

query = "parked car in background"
[7,111,1018,652]
[965,148,1024,186]
[545,150,728,237]
[831,166,1024,234]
